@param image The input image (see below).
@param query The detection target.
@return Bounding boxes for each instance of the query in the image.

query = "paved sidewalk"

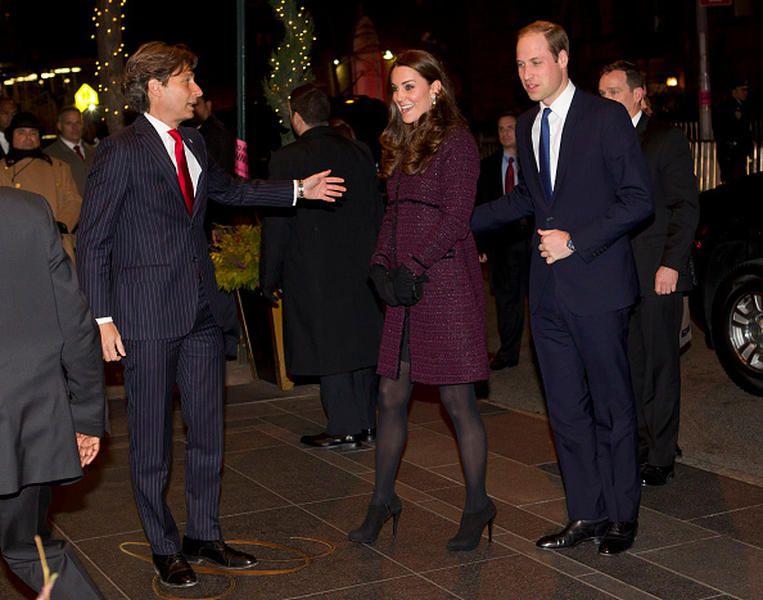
[1,374,761,599]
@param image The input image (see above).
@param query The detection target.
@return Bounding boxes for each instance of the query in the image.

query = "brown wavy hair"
[123,42,198,113]
[379,50,465,179]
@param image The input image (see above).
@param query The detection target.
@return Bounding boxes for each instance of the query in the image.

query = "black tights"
[372,361,489,512]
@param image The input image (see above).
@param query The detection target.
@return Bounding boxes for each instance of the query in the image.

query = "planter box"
[235,289,293,390]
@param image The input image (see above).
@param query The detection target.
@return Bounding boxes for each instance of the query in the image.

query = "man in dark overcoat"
[599,61,699,486]
[261,84,383,449]
[0,187,106,598]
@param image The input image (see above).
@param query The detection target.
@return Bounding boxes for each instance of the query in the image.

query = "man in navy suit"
[77,41,344,589]
[472,21,652,555]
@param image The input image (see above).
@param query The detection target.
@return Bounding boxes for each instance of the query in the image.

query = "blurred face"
[12,127,41,150]
[0,100,17,131]
[516,32,568,105]
[497,115,517,151]
[193,98,211,121]
[732,85,749,102]
[390,65,441,124]
[148,66,203,127]
[598,70,644,118]
[58,110,83,143]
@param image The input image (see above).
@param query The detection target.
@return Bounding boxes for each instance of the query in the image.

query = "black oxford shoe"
[599,520,637,555]
[300,432,362,449]
[182,537,257,570]
[641,464,674,486]
[536,519,609,550]
[152,552,197,588]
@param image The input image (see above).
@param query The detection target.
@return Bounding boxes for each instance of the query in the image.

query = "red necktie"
[73,144,85,161]
[504,156,515,194]
[168,129,194,215]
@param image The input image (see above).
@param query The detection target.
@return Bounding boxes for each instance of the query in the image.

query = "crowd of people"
[0,17,711,597]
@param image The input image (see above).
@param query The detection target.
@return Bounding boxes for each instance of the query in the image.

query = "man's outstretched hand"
[302,169,346,202]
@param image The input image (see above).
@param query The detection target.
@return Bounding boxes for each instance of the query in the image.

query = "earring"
[431,95,437,106]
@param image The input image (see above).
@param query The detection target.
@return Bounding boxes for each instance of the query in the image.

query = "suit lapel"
[521,106,549,206]
[553,90,582,200]
[135,115,194,217]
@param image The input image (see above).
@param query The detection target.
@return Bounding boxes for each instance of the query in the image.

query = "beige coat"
[0,157,82,261]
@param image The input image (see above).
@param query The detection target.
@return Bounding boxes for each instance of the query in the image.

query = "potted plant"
[209,224,292,390]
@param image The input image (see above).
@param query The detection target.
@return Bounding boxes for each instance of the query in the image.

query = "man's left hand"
[537,229,573,264]
[654,266,679,295]
[76,433,101,467]
[302,169,346,202]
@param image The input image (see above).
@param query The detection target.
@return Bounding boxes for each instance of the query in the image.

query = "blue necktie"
[539,107,552,199]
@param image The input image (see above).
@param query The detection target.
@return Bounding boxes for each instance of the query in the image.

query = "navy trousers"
[122,289,225,554]
[531,278,641,523]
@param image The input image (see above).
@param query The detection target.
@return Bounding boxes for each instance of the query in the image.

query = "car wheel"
[711,264,763,396]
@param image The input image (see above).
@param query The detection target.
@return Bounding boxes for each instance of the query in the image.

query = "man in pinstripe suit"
[77,41,344,589]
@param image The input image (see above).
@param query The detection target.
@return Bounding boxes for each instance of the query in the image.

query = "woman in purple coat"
[348,50,494,551]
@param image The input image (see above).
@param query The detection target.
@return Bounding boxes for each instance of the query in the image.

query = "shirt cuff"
[95,317,113,325]
[292,180,298,206]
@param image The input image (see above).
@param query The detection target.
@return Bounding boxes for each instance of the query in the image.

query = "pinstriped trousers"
[122,288,225,554]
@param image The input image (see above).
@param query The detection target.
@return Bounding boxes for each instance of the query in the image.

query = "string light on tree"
[93,0,127,134]
[263,0,315,146]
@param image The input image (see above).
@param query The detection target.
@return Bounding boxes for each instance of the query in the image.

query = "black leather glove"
[369,264,400,307]
[391,265,429,306]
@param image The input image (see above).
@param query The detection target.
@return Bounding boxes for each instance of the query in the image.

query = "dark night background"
[1,0,761,154]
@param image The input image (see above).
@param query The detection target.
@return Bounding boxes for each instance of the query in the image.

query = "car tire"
[711,262,763,396]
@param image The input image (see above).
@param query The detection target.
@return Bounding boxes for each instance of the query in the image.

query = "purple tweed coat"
[373,126,489,384]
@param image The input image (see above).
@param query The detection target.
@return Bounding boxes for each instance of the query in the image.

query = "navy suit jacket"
[78,114,294,340]
[472,89,653,316]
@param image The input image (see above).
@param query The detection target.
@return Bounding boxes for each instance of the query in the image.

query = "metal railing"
[674,119,761,192]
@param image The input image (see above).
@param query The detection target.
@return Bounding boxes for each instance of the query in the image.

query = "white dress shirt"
[531,80,576,192]
[144,112,202,191]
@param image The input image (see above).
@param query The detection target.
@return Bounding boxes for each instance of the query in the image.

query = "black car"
[691,173,763,395]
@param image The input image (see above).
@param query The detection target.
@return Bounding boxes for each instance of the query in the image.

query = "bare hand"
[76,433,101,467]
[478,253,488,264]
[654,266,679,295]
[98,322,126,361]
[537,229,573,264]
[302,169,346,202]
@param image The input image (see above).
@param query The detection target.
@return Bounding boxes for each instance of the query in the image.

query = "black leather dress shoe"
[598,520,637,555]
[641,464,674,486]
[152,552,197,588]
[300,432,362,448]
[489,356,518,371]
[182,537,257,570]
[536,519,609,550]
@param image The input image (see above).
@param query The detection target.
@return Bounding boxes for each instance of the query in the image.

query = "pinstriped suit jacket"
[77,114,293,340]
